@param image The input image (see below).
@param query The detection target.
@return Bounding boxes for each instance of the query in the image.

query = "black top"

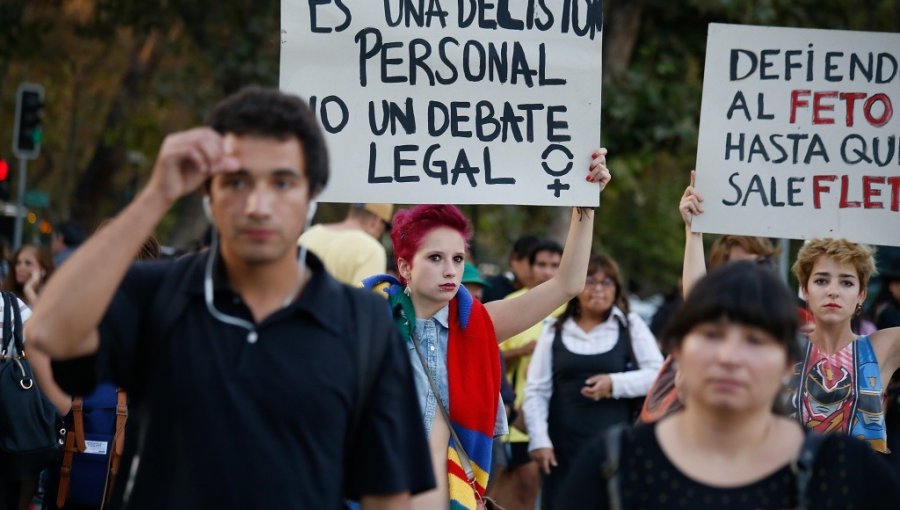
[53,251,434,510]
[558,422,900,509]
[548,324,632,464]
[482,273,518,303]
[876,302,900,329]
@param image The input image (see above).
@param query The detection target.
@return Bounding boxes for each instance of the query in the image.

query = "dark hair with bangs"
[206,86,329,197]
[662,261,801,362]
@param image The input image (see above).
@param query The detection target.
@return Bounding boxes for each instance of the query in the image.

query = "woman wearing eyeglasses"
[522,254,664,510]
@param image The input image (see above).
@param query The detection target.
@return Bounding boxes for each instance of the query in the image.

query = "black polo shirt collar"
[184,248,346,336]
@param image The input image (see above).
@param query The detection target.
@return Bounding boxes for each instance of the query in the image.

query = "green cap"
[462,262,487,287]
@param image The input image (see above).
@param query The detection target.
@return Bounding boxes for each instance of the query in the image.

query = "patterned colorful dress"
[787,335,888,453]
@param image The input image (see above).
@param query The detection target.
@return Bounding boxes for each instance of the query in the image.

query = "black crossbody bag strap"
[11,292,23,354]
[10,292,29,388]
[1,291,13,357]
[2,292,32,390]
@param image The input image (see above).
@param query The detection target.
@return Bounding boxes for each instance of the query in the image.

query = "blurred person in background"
[52,221,87,268]
[872,265,900,471]
[462,261,488,301]
[873,265,900,330]
[3,244,54,306]
[299,203,392,285]
[482,235,539,303]
[492,239,564,510]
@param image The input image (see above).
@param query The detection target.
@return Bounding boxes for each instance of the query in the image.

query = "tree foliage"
[1,0,896,291]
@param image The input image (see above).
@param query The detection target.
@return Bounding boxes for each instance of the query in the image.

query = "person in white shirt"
[523,253,664,510]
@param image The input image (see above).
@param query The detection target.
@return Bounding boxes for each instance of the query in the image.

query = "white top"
[523,307,664,452]
[0,295,33,357]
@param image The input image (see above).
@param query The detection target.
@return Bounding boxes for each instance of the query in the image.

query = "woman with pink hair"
[363,150,611,510]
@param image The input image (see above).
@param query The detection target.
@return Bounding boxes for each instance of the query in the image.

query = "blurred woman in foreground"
[559,262,900,509]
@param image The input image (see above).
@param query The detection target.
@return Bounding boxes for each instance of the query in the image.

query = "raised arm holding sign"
[281,0,604,206]
[693,24,900,246]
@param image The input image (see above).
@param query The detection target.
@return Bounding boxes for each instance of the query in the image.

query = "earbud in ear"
[203,195,213,223]
[306,201,318,223]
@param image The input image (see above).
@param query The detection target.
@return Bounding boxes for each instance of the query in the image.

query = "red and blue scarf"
[363,275,501,508]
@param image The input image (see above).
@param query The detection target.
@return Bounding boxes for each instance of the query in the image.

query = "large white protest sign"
[693,24,900,246]
[280,0,603,206]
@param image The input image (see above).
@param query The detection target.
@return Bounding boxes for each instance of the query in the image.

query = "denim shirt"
[408,305,508,438]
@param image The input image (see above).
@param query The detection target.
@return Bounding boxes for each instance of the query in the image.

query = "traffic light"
[0,159,8,201]
[12,82,44,159]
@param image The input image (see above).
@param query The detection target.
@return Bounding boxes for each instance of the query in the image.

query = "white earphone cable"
[203,200,318,344]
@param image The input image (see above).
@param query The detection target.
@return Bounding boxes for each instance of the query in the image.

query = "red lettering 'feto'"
[839,92,866,127]
[864,93,893,127]
[790,90,811,124]
[813,175,837,209]
[813,91,838,125]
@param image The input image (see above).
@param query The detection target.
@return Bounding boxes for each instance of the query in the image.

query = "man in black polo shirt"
[27,87,434,509]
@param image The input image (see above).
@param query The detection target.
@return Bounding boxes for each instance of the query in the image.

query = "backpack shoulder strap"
[108,388,128,500]
[793,431,827,510]
[601,423,629,510]
[57,396,85,507]
[72,398,86,451]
